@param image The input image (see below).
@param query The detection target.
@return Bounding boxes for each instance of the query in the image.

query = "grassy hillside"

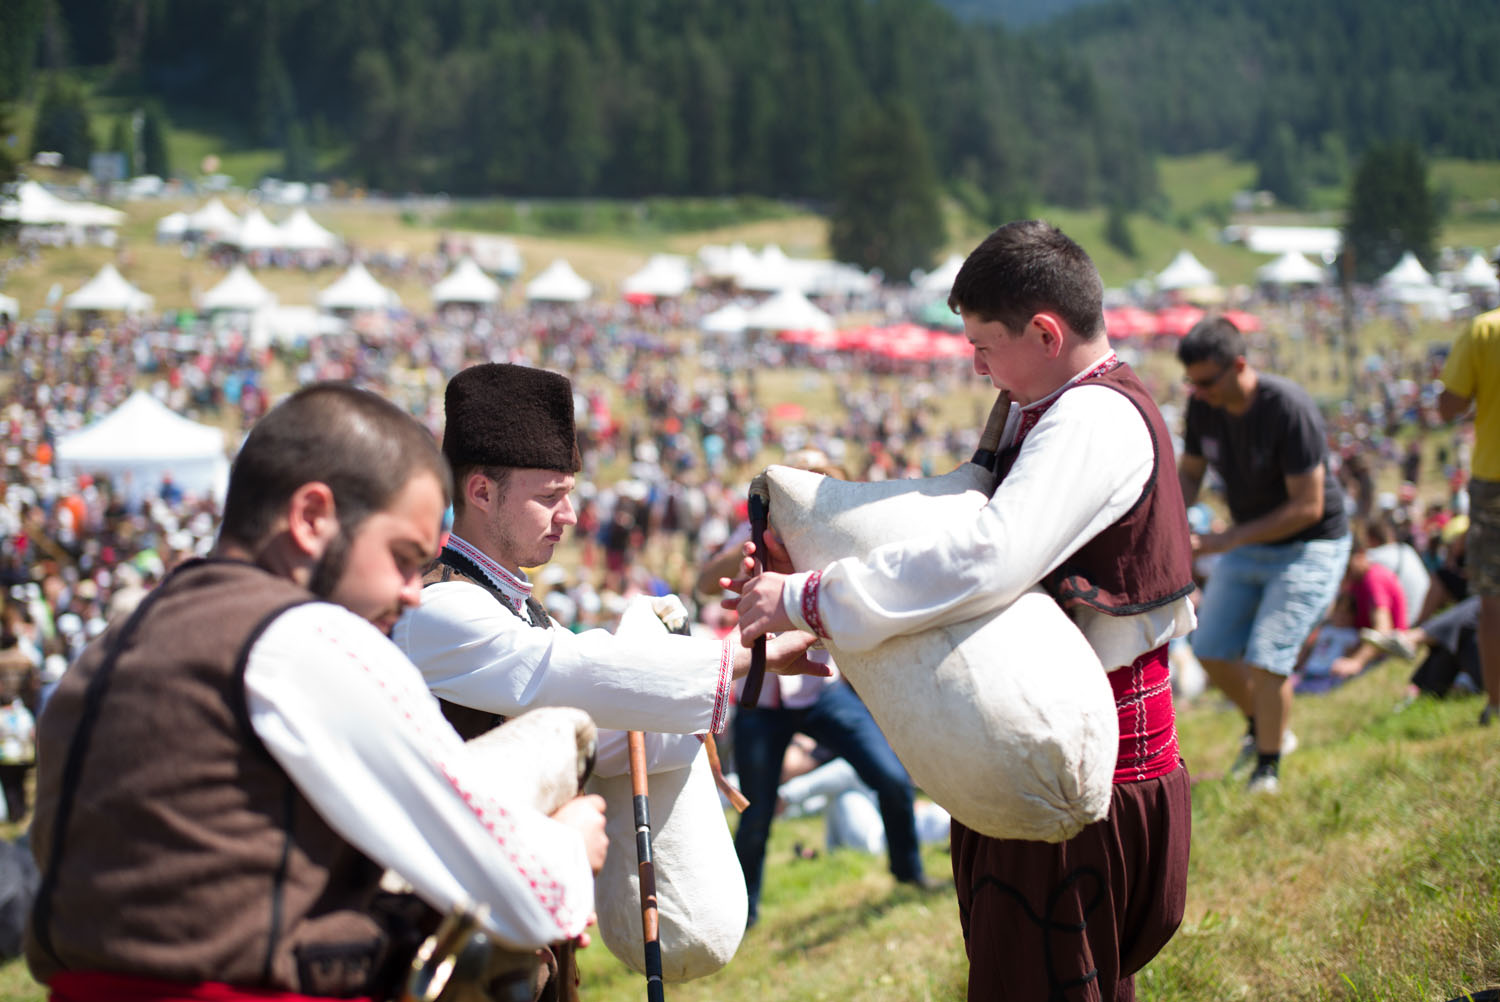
[1,654,1494,1001]
[6,71,1500,301]
[3,151,1498,318]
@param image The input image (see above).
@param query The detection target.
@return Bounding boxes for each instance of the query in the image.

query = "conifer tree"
[829,100,946,281]
[1342,143,1439,283]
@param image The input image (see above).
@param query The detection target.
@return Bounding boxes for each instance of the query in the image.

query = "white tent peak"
[1256,251,1325,286]
[1454,252,1499,291]
[186,198,240,238]
[432,257,502,306]
[526,259,592,303]
[201,264,277,312]
[278,208,340,251]
[65,264,154,314]
[1155,250,1218,291]
[700,301,750,336]
[622,254,692,299]
[234,207,283,252]
[1380,251,1434,288]
[915,253,965,296]
[318,261,400,311]
[744,287,834,333]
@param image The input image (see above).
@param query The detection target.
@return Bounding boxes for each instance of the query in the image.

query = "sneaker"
[897,874,946,893]
[1233,729,1297,772]
[1246,767,1280,795]
[1482,705,1498,728]
[1359,628,1418,661]
[1229,734,1256,775]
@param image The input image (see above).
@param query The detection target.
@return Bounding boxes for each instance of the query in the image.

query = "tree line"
[23,0,1152,216]
[1038,0,1500,207]
[2,0,1492,279]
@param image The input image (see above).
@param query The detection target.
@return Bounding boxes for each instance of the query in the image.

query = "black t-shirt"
[1183,372,1348,543]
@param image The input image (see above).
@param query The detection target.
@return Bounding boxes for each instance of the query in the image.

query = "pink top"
[1352,562,1408,631]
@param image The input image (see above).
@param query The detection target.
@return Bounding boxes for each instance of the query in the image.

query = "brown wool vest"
[26,560,391,996]
[999,362,1195,617]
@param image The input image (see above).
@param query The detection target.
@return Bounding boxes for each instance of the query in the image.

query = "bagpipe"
[400,597,748,1002]
[744,391,1118,843]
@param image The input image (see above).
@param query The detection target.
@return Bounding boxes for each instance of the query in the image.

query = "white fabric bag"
[763,463,1117,843]
[587,597,747,981]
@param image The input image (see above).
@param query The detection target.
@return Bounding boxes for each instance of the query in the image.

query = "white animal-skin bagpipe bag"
[585,596,748,982]
[755,399,1118,844]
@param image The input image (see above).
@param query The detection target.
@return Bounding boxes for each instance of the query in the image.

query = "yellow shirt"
[1443,308,1500,481]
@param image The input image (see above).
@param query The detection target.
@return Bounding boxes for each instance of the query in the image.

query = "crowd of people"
[1,228,1496,999]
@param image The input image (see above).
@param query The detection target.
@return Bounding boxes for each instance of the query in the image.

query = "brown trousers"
[952,763,1191,1002]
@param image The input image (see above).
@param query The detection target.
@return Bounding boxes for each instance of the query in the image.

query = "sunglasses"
[1184,364,1232,390]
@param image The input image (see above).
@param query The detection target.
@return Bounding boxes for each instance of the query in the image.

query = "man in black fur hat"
[394,361,822,746]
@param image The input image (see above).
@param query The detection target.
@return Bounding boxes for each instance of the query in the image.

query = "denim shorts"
[1191,534,1353,676]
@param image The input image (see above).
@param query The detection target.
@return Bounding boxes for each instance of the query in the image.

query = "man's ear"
[286,481,340,558]
[463,469,494,514]
[1032,312,1067,358]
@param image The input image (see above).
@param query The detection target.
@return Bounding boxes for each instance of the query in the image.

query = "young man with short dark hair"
[732,220,1195,1001]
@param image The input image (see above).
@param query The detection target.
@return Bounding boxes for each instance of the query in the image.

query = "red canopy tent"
[1103,306,1157,339]
[1154,305,1207,338]
[1220,309,1263,333]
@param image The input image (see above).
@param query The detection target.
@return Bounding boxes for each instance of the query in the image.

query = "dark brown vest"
[999,362,1195,616]
[417,555,579,1002]
[26,559,391,995]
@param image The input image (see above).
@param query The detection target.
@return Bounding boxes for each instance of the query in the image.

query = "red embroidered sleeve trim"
[317,624,578,934]
[710,638,732,734]
[801,571,828,639]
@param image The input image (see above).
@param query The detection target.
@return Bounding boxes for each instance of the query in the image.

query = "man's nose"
[398,573,423,607]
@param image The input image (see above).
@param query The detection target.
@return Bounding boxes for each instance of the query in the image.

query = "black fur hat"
[442,363,581,473]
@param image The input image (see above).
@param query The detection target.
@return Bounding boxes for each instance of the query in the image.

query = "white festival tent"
[1379,251,1434,289]
[1379,252,1456,320]
[233,208,284,252]
[317,262,400,311]
[468,235,524,278]
[155,211,190,241]
[698,243,761,284]
[1155,250,1218,291]
[64,264,154,314]
[743,287,834,333]
[736,244,799,293]
[250,306,346,349]
[699,302,750,336]
[200,264,277,312]
[277,209,340,252]
[525,259,592,303]
[1255,251,1326,286]
[0,181,125,228]
[185,199,241,241]
[806,261,878,299]
[0,292,18,319]
[1454,252,1500,292]
[915,254,965,297]
[1223,224,1342,258]
[432,257,502,306]
[622,255,693,299]
[55,390,229,501]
